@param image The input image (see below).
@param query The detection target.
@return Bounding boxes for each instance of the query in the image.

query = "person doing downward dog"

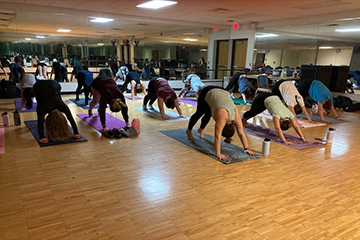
[143,77,186,120]
[225,72,256,104]
[33,80,81,143]
[271,79,313,124]
[242,92,308,145]
[17,73,36,110]
[178,74,205,99]
[125,67,147,100]
[186,86,255,162]
[297,79,343,123]
[88,76,129,132]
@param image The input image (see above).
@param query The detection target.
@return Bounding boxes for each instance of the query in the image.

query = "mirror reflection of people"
[33,80,81,143]
[143,77,185,120]
[75,67,93,106]
[242,92,308,145]
[186,86,255,162]
[17,73,36,110]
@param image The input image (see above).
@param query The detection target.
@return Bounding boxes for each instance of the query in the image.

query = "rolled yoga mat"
[134,107,189,122]
[14,99,37,112]
[243,123,325,150]
[24,120,87,147]
[77,113,126,132]
[161,128,263,164]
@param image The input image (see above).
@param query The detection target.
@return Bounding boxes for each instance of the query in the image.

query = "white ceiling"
[1,0,360,49]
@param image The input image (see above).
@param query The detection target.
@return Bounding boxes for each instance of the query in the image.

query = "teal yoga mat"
[161,128,263,164]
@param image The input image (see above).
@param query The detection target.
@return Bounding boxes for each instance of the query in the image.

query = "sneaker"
[143,105,147,110]
[103,130,115,138]
[112,129,122,139]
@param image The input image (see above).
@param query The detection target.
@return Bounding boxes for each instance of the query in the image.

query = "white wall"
[282,50,300,68]
[264,49,281,68]
[316,48,353,66]
[298,50,317,66]
[350,49,360,71]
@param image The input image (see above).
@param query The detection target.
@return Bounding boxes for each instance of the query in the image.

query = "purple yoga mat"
[14,99,37,112]
[244,123,325,150]
[77,113,126,131]
[178,98,197,106]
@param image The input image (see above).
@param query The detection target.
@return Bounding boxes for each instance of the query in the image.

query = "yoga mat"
[161,128,263,164]
[233,98,252,106]
[69,99,99,109]
[178,98,198,106]
[14,99,37,112]
[124,93,144,103]
[299,113,349,124]
[24,120,87,147]
[243,123,325,150]
[77,113,126,132]
[257,111,326,128]
[134,107,190,122]
[0,125,4,154]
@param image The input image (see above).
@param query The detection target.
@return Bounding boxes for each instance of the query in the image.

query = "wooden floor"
[1,92,360,240]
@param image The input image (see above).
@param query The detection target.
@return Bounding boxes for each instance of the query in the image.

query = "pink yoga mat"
[244,123,325,150]
[77,113,126,131]
[0,125,4,154]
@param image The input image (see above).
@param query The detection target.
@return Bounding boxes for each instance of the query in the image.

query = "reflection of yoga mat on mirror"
[134,107,189,122]
[77,113,126,132]
[24,120,87,147]
[124,93,144,103]
[161,128,263,164]
[178,98,198,106]
[298,113,348,124]
[232,98,252,106]
[14,99,37,112]
[257,111,326,128]
[243,123,325,150]
[69,99,100,109]
[0,125,4,154]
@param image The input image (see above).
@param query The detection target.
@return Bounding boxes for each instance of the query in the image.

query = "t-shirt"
[264,95,294,119]
[127,71,141,84]
[154,78,177,101]
[309,80,333,104]
[238,77,253,94]
[205,88,235,121]
[20,74,36,88]
[278,80,305,107]
[77,70,94,86]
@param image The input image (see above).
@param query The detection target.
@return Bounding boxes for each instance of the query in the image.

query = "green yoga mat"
[232,98,252,106]
[161,128,263,164]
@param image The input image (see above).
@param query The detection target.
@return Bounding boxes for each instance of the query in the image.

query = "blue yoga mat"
[69,98,100,109]
[161,128,263,164]
[134,107,189,122]
[25,120,87,147]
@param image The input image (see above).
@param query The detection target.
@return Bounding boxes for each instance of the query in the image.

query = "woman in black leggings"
[186,86,254,162]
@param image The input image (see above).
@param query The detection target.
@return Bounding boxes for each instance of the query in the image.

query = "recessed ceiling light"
[36,35,45,39]
[90,17,114,23]
[137,0,177,9]
[25,38,31,40]
[57,29,71,32]
[335,27,360,32]
[319,46,333,49]
[98,43,105,46]
[183,38,198,42]
[255,33,278,38]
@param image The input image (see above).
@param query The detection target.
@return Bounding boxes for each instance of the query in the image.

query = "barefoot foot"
[186,129,196,141]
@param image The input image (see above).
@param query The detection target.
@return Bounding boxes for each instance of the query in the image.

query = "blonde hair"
[45,109,73,141]
[110,98,126,112]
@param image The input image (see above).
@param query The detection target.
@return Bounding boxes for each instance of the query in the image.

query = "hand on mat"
[283,140,293,145]
[73,134,81,139]
[162,116,170,120]
[217,153,229,162]
[322,119,331,124]
[39,137,49,143]
[244,149,255,156]
[301,137,309,143]
[180,115,187,118]
[336,116,345,121]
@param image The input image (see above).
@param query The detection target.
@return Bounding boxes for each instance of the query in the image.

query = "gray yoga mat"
[161,128,263,164]
[298,113,348,124]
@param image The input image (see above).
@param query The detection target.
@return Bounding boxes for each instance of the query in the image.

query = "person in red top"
[143,77,185,120]
[88,76,129,131]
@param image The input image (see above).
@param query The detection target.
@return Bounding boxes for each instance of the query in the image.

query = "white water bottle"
[262,138,271,155]
[326,128,336,143]
[2,112,10,126]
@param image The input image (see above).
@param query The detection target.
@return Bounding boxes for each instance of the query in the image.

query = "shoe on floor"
[103,130,115,138]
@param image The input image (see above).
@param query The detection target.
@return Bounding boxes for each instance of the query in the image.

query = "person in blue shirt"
[75,67,94,106]
[225,72,255,104]
[297,79,343,123]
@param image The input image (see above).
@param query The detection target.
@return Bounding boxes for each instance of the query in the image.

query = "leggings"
[243,92,273,119]
[224,72,241,93]
[187,86,223,130]
[143,78,158,106]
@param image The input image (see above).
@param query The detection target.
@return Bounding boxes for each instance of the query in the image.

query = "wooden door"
[255,53,265,68]
[216,40,229,79]
[231,39,248,75]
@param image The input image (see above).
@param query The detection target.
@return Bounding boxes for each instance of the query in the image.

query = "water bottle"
[262,138,271,155]
[325,128,336,143]
[13,110,21,126]
[2,112,10,126]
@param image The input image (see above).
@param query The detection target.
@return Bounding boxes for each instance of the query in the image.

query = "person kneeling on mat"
[186,86,255,162]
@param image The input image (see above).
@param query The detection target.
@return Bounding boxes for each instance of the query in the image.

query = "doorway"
[231,39,248,76]
[216,40,229,79]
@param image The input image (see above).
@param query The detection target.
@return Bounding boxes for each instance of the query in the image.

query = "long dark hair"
[294,95,302,115]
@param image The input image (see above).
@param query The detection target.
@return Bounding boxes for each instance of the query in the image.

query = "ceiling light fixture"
[319,46,333,49]
[255,33,278,38]
[98,43,105,46]
[57,29,71,32]
[335,27,360,32]
[90,17,114,23]
[36,35,45,39]
[338,17,360,21]
[183,38,198,42]
[137,0,177,9]
[25,38,31,40]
